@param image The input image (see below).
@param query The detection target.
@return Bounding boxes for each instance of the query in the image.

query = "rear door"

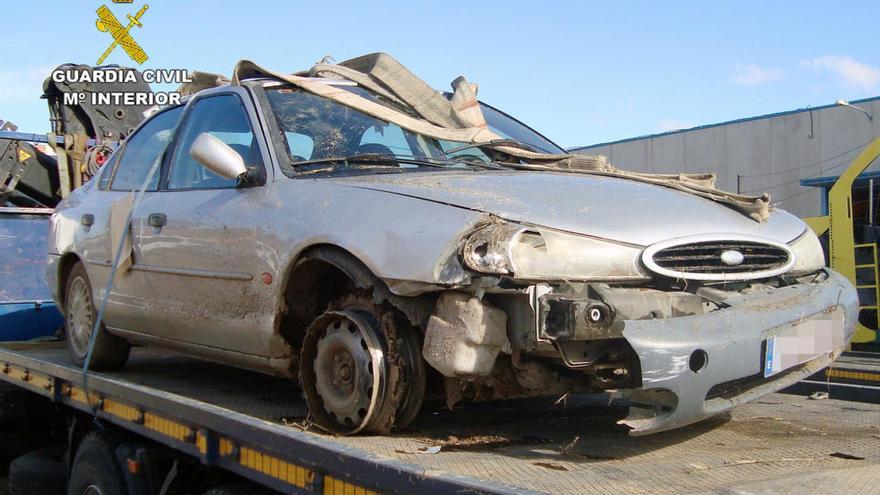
[92,106,184,332]
[129,90,275,355]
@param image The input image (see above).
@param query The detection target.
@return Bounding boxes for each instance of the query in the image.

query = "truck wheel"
[64,262,130,371]
[9,448,67,495]
[300,294,425,434]
[67,431,127,495]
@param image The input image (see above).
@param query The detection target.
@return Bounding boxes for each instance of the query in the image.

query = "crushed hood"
[336,172,805,246]
[229,54,772,222]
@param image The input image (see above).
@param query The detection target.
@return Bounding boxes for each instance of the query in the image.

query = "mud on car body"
[46,54,858,436]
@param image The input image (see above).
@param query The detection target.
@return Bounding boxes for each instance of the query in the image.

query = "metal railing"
[854,242,880,326]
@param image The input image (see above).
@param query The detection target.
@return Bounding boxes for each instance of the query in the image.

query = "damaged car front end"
[426,216,855,435]
[332,149,854,435]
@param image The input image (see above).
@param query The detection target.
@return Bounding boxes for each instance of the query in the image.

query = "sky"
[3,1,879,148]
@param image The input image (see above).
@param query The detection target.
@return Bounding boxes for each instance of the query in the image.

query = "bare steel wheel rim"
[67,276,94,357]
[307,310,388,434]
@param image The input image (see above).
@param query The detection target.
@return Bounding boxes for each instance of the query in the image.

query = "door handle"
[148,213,167,228]
[80,214,94,228]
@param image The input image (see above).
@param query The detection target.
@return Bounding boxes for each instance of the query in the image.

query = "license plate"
[763,309,845,378]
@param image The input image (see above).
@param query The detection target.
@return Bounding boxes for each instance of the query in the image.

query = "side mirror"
[189,133,247,180]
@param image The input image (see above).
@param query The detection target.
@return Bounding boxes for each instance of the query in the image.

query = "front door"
[130,92,275,355]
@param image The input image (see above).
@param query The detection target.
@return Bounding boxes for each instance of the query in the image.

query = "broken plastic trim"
[461,223,519,275]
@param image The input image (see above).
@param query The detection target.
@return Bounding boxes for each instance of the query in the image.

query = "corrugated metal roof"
[569,95,880,152]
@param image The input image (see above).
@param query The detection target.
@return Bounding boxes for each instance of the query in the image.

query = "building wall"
[570,98,880,218]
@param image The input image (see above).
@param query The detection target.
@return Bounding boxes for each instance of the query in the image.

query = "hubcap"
[313,315,380,428]
[67,276,94,357]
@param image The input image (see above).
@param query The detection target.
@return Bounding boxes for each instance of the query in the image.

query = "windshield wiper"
[444,138,542,155]
[392,154,507,171]
[291,153,501,171]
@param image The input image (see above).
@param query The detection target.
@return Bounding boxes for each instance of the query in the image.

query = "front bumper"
[609,269,857,435]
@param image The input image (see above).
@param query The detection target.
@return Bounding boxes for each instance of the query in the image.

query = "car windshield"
[264,85,564,177]
[478,102,563,154]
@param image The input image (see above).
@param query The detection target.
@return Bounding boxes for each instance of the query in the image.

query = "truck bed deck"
[1,343,878,494]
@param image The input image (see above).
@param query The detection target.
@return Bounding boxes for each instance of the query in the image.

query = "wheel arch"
[277,244,435,356]
[56,252,84,312]
[277,244,382,355]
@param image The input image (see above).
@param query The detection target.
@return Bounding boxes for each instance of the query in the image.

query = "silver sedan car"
[47,75,857,435]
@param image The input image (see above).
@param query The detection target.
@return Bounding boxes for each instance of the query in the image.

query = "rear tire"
[9,448,67,495]
[64,262,130,371]
[67,431,127,495]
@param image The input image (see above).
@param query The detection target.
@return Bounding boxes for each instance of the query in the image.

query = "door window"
[109,107,183,191]
[167,94,263,190]
[96,151,117,190]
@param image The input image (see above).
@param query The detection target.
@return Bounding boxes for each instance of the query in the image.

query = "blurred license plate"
[764,310,845,378]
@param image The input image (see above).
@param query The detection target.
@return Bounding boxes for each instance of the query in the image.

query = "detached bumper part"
[616,269,858,436]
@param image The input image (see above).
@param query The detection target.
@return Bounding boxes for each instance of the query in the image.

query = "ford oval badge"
[720,250,745,266]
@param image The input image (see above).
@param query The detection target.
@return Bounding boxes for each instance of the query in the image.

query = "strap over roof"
[228,54,771,222]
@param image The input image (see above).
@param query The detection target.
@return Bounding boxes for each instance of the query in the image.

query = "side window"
[110,107,183,191]
[96,151,117,190]
[167,94,262,190]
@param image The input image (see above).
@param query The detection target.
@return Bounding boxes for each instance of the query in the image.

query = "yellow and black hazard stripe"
[0,361,379,495]
[826,367,880,384]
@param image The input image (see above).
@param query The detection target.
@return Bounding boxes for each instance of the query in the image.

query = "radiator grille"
[644,238,794,281]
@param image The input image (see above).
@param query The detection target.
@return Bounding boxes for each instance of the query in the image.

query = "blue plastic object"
[0,302,63,340]
[0,208,63,341]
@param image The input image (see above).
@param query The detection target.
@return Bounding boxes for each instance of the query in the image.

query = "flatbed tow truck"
[0,341,878,495]
[1,65,879,495]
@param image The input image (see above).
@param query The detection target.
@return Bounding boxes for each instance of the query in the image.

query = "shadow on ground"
[378,394,733,463]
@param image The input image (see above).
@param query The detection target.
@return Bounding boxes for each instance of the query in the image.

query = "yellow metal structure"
[854,242,880,342]
[804,136,880,343]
